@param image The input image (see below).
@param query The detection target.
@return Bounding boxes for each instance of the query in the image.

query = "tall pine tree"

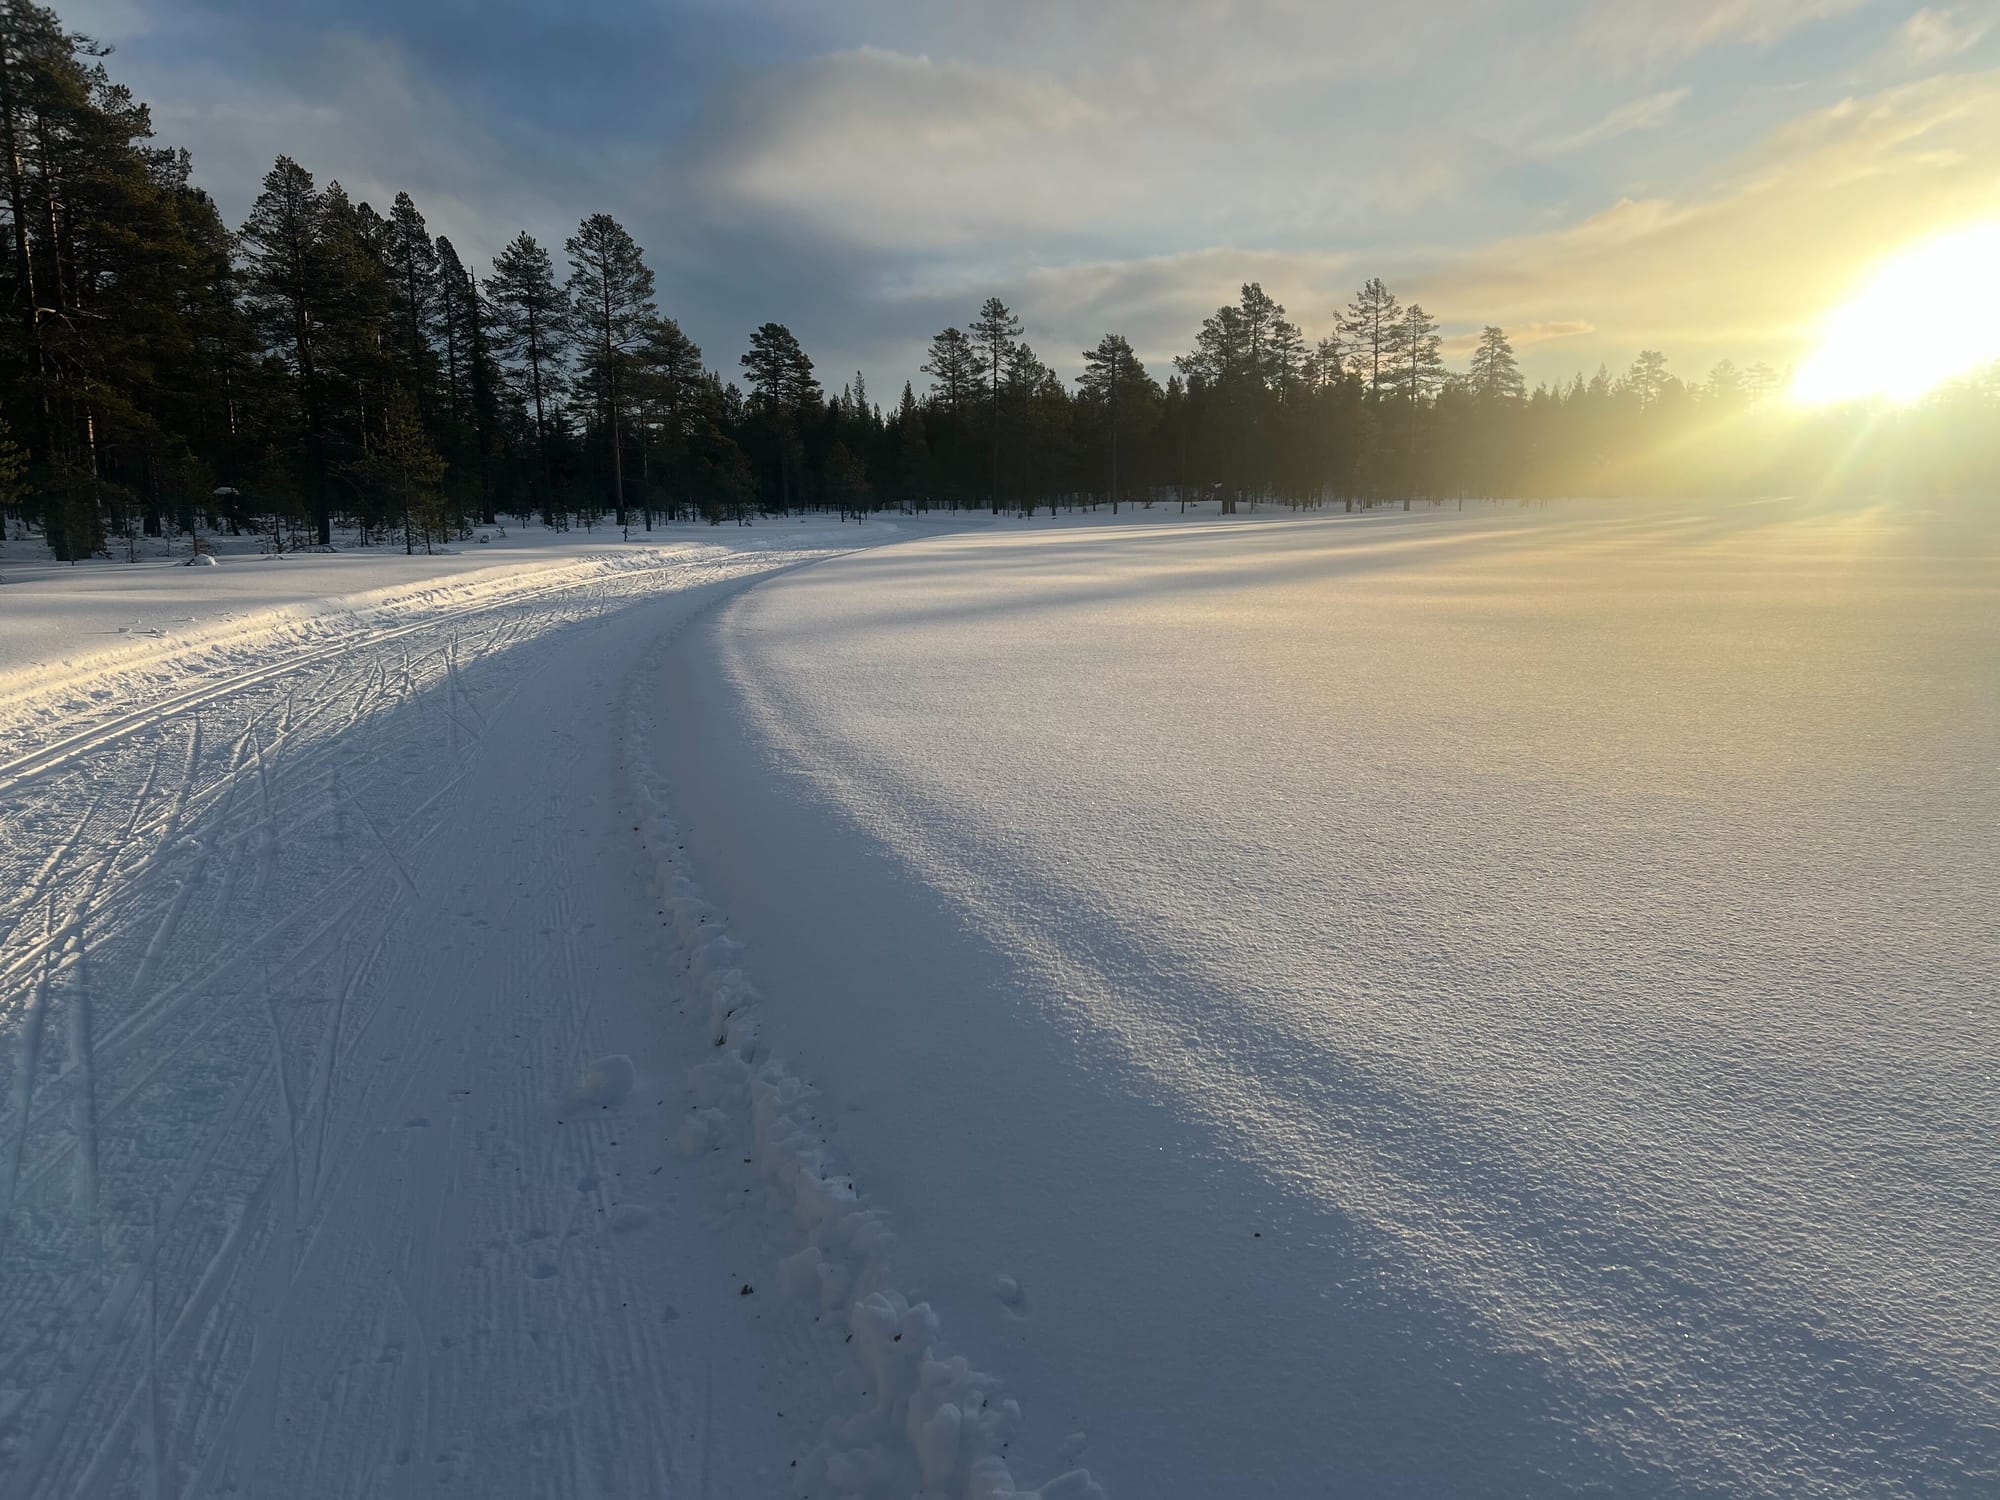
[564,213,654,526]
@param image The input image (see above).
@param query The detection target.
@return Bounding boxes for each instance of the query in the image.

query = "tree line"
[2,0,1994,562]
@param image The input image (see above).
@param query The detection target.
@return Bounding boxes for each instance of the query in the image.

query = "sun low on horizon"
[1790,222,2000,407]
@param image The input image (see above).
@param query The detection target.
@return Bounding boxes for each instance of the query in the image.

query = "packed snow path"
[0,532,918,1498]
[668,498,2000,1498]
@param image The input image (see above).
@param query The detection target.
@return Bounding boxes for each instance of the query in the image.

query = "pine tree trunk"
[468,277,495,525]
[602,276,625,527]
[0,29,50,462]
[528,323,551,511]
[1110,379,1120,516]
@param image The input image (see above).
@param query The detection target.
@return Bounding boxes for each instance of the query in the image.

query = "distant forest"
[1,1,1995,560]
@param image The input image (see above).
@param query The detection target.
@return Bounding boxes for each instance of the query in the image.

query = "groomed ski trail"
[0,526,1102,1500]
[2,540,815,1499]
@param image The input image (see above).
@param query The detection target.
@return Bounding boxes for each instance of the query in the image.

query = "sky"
[65,0,2000,398]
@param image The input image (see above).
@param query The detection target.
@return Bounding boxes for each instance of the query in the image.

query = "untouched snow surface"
[663,497,2000,1498]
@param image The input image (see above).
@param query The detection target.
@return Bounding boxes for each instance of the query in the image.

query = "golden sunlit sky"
[66,0,2000,394]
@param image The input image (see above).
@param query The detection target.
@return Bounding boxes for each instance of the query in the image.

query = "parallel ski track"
[0,546,835,1498]
[0,552,694,801]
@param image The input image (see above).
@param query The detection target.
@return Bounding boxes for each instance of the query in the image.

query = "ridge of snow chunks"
[638,799,1102,1500]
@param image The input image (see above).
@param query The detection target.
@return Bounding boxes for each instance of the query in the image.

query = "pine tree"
[823,439,869,521]
[740,322,817,511]
[1313,331,1348,392]
[921,327,976,411]
[487,231,568,511]
[894,382,929,508]
[460,262,503,523]
[1468,326,1524,403]
[386,191,439,406]
[1397,304,1445,405]
[0,410,25,546]
[634,313,701,521]
[432,235,473,420]
[238,156,335,542]
[314,184,397,492]
[969,296,1022,509]
[1624,349,1675,409]
[564,214,655,526]
[0,0,75,472]
[1078,332,1148,512]
[356,383,447,554]
[1393,304,1444,506]
[1342,278,1405,396]
[739,321,817,411]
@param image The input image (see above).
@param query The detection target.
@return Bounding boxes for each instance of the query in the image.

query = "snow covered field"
[1,497,1994,1498]
[668,497,1999,1497]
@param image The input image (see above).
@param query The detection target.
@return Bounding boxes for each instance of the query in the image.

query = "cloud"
[1579,0,1870,62]
[71,0,1972,400]
[691,42,1494,258]
[1543,88,1693,152]
[57,0,156,39]
[1415,69,2000,375]
[1898,7,1991,63]
[696,48,1117,251]
[118,32,589,263]
[1442,317,1593,359]
[688,43,2000,388]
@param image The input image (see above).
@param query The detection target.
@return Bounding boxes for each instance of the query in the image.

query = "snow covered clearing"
[664,497,2000,1498]
[2,497,1994,1499]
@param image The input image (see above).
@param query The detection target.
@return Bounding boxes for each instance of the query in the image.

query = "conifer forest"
[2,0,1995,563]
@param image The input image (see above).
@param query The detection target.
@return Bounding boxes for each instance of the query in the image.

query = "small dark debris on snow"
[739,1284,754,1296]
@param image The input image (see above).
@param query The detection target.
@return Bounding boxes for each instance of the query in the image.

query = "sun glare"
[1791,223,2000,406]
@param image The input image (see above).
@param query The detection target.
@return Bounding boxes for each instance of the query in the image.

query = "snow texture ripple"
[691,497,2000,1499]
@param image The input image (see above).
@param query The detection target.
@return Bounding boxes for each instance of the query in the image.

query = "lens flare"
[1791,223,2000,406]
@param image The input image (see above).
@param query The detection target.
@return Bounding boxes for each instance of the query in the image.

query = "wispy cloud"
[1544,87,1693,153]
[1442,318,1596,358]
[1580,0,1870,63]
[1897,7,1991,63]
